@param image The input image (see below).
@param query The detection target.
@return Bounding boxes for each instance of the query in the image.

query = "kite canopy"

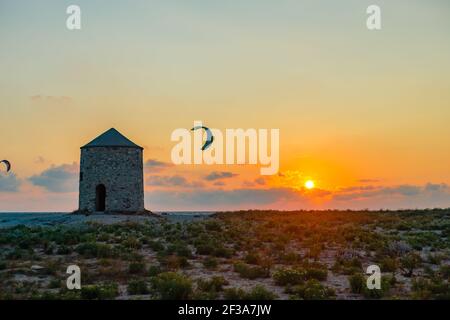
[81,128,142,149]
[0,160,11,172]
[191,126,214,151]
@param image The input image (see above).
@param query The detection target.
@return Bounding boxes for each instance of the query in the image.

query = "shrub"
[197,276,228,293]
[332,257,362,275]
[412,277,450,300]
[128,261,146,274]
[223,287,246,300]
[127,279,149,295]
[288,280,335,300]
[76,242,114,258]
[400,252,422,277]
[160,255,190,270]
[305,268,328,281]
[273,268,305,286]
[196,243,215,255]
[56,245,71,255]
[380,257,398,273]
[166,243,192,258]
[81,283,119,300]
[148,265,162,277]
[363,275,393,299]
[148,240,165,252]
[245,285,277,300]
[440,265,450,279]
[349,274,365,294]
[203,257,218,270]
[213,246,233,258]
[234,262,269,280]
[122,237,141,250]
[427,253,444,265]
[278,251,301,265]
[244,252,261,265]
[349,273,393,298]
[47,279,62,289]
[151,272,193,300]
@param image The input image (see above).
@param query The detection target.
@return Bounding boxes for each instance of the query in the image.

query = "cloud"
[333,185,423,201]
[34,156,47,164]
[242,181,255,187]
[205,171,239,181]
[145,159,173,173]
[0,173,21,192]
[28,163,78,193]
[358,179,380,183]
[146,175,204,188]
[146,187,305,210]
[254,177,266,185]
[242,177,266,187]
[145,182,450,211]
[145,159,173,168]
[424,183,448,192]
[213,181,226,186]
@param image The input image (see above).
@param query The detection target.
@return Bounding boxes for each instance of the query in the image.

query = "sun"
[304,180,315,190]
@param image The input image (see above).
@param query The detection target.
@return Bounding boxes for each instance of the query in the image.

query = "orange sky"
[1,1,450,211]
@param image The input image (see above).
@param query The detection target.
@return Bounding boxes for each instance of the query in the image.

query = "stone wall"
[78,147,144,213]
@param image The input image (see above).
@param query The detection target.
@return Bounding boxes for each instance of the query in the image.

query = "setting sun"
[305,180,315,190]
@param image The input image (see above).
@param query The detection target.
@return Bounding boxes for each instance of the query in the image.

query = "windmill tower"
[78,128,145,213]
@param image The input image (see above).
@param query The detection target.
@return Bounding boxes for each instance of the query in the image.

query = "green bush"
[412,277,450,300]
[305,268,328,281]
[244,252,261,265]
[349,273,393,298]
[122,237,142,250]
[56,245,71,255]
[128,261,146,274]
[223,287,246,300]
[400,252,422,277]
[151,272,193,300]
[245,285,277,300]
[349,274,365,294]
[380,257,398,273]
[273,268,305,286]
[76,242,114,258]
[234,262,269,280]
[440,265,450,279]
[81,283,119,300]
[332,257,362,275]
[196,243,215,255]
[288,280,335,300]
[213,246,233,258]
[148,240,165,252]
[166,243,192,258]
[148,265,162,277]
[127,279,149,295]
[197,276,228,293]
[363,276,393,299]
[203,257,218,270]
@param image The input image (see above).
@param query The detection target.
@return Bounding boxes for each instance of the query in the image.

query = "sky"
[1,0,450,211]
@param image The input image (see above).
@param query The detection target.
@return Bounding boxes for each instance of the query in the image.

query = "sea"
[0,211,215,228]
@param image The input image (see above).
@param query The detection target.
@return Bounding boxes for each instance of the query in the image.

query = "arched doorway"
[95,184,106,212]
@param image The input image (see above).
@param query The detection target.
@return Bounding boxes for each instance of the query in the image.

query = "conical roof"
[81,128,142,149]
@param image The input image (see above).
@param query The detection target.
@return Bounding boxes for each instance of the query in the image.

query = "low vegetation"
[0,209,449,299]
